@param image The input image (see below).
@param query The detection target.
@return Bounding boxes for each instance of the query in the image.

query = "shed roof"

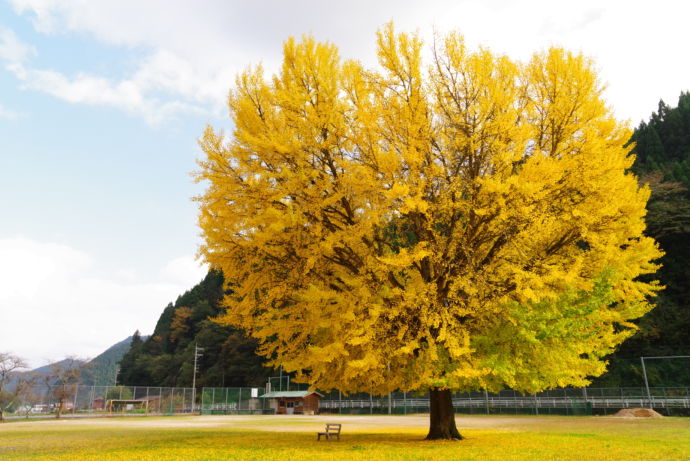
[261,391,324,398]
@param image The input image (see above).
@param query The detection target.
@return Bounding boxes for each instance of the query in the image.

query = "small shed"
[261,390,323,415]
[92,397,105,410]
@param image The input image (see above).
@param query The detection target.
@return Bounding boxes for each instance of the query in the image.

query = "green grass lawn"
[0,414,688,460]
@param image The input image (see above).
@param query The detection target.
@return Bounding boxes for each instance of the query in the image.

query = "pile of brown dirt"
[612,408,663,418]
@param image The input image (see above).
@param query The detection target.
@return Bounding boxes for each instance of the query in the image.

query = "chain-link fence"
[201,386,690,417]
[265,376,310,393]
[317,387,690,416]
[6,383,690,418]
[200,387,271,414]
[594,356,690,388]
[6,385,195,418]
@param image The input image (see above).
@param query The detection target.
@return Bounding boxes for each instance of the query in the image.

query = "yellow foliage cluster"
[169,307,192,343]
[196,24,662,395]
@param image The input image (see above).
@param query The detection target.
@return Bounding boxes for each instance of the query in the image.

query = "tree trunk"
[56,400,63,419]
[426,388,463,440]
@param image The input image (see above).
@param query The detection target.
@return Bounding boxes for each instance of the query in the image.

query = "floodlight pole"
[640,357,652,409]
[192,343,204,413]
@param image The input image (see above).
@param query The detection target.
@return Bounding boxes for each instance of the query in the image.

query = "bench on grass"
[317,423,341,441]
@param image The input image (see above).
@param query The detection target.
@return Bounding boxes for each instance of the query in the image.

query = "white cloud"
[0,24,226,123]
[0,237,207,368]
[7,60,210,124]
[160,255,208,288]
[3,0,256,123]
[0,26,35,62]
[0,27,217,124]
[0,102,23,119]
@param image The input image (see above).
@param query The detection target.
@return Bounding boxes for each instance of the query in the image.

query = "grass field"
[1,414,688,460]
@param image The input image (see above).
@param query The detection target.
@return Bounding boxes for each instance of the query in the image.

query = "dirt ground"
[613,408,664,418]
[4,414,616,432]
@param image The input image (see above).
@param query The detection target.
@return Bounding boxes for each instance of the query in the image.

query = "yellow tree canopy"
[196,24,662,395]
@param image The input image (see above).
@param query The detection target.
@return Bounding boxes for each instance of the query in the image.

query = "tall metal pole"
[386,363,392,414]
[637,355,690,409]
[484,388,490,415]
[641,356,652,409]
[192,343,204,413]
[73,385,79,414]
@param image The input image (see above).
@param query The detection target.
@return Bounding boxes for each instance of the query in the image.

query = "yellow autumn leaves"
[196,23,661,395]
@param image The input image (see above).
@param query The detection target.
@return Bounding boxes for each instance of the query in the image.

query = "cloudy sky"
[1,0,688,368]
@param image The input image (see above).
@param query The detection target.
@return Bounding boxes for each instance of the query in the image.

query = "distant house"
[30,404,50,414]
[136,395,161,405]
[105,395,160,414]
[261,391,323,415]
[92,397,105,410]
[136,395,164,412]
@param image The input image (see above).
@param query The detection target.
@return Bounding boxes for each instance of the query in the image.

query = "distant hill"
[30,358,86,377]
[8,357,85,389]
[86,335,148,386]
[16,336,147,386]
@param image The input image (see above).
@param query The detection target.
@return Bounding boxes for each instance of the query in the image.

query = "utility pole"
[192,343,204,413]
[114,366,120,387]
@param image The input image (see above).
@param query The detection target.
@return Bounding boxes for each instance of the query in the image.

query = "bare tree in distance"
[0,352,28,422]
[43,357,87,419]
[16,373,41,418]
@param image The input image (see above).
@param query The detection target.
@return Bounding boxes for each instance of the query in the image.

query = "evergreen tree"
[117,331,145,385]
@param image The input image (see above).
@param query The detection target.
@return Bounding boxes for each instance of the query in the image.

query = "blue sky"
[1,0,688,367]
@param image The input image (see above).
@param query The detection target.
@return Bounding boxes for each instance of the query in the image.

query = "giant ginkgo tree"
[196,24,662,439]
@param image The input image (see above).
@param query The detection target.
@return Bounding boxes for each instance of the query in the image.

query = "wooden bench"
[317,423,341,441]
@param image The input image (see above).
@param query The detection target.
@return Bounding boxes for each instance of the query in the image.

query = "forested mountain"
[14,336,142,386]
[594,92,690,386]
[117,270,273,388]
[88,335,147,386]
[29,359,85,378]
